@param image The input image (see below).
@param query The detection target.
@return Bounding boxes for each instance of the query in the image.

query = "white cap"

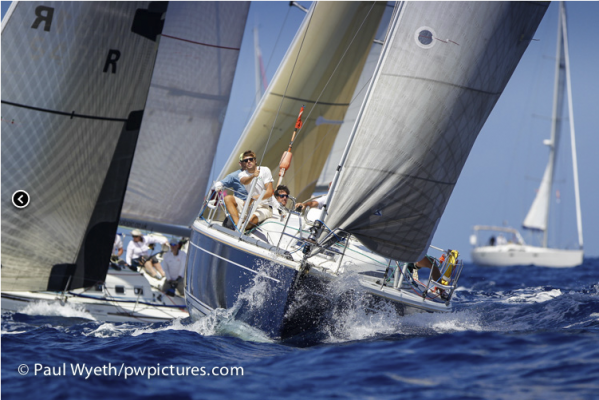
[131,229,142,236]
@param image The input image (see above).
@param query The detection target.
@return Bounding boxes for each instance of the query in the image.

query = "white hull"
[471,244,583,268]
[1,269,188,323]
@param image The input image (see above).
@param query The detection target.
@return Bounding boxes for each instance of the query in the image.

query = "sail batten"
[326,2,548,262]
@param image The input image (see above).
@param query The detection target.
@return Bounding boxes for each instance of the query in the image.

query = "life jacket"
[440,250,459,285]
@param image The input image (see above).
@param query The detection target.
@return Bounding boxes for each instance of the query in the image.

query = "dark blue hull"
[185,224,328,339]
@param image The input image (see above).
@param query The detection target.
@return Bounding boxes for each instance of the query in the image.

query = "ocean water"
[2,259,598,400]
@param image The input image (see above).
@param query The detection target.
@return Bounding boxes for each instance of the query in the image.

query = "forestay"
[326,2,548,262]
[1,2,162,290]
[121,2,249,228]
[220,2,386,201]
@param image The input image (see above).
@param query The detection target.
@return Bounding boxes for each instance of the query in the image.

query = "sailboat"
[1,1,249,321]
[471,2,583,268]
[185,2,547,339]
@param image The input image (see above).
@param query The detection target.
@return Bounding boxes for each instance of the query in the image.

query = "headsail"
[326,2,548,262]
[120,2,249,229]
[1,2,165,290]
[220,2,386,201]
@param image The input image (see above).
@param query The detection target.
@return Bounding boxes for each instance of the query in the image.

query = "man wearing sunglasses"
[232,150,276,229]
[274,185,291,217]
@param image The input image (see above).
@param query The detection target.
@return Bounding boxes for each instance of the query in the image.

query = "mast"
[542,3,567,248]
[560,2,584,249]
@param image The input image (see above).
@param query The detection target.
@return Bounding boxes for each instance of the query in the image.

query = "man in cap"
[125,229,168,280]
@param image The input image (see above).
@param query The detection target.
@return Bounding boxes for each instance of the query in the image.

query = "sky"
[2,2,597,262]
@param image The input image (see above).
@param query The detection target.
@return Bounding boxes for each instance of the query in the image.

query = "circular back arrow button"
[12,190,30,209]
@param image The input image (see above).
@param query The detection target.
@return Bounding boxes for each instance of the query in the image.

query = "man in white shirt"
[125,229,168,280]
[162,239,186,296]
[229,150,276,230]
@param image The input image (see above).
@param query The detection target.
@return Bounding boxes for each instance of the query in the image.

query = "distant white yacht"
[471,2,583,268]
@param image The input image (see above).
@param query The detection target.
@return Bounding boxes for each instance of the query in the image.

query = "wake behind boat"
[185,2,548,339]
[471,2,583,268]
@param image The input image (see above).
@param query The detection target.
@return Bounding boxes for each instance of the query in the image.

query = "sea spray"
[21,300,96,321]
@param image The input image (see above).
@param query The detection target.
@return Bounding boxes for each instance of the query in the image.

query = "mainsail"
[326,2,548,262]
[1,2,165,290]
[120,2,249,229]
[220,2,386,201]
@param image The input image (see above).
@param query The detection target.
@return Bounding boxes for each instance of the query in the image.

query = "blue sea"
[2,259,598,400]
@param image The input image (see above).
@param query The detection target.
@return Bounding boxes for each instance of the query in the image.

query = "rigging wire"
[259,3,315,166]
[290,2,378,143]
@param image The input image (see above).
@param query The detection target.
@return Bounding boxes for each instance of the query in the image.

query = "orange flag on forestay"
[277,106,304,187]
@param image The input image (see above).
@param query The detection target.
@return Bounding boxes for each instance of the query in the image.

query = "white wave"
[1,330,28,335]
[20,300,97,320]
[83,322,137,338]
[502,288,562,304]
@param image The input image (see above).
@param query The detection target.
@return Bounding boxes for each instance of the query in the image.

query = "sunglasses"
[277,194,289,198]
[240,157,255,163]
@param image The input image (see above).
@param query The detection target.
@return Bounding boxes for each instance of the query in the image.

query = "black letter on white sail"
[31,6,54,32]
[103,50,121,74]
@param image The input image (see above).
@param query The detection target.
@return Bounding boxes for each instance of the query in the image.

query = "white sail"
[326,2,548,262]
[522,162,553,232]
[220,2,386,201]
[121,2,249,229]
[1,2,164,290]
